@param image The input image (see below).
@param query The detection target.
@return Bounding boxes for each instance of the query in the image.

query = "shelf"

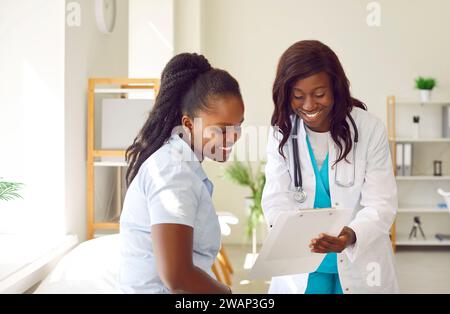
[397,207,449,213]
[94,222,120,230]
[396,236,450,246]
[396,176,450,181]
[93,232,118,238]
[395,101,450,106]
[93,150,125,158]
[94,88,155,95]
[390,137,450,143]
[93,161,128,167]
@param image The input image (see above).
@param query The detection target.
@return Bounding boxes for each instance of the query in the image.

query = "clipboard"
[249,208,353,279]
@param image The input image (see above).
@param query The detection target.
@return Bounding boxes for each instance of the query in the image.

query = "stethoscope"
[291,114,359,203]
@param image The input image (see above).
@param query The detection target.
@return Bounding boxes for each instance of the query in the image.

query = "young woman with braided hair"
[119,53,244,294]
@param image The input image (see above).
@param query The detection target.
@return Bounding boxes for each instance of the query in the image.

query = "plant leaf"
[223,161,252,187]
[223,161,267,239]
[0,181,24,202]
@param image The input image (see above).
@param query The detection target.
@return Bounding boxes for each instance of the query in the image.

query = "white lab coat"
[262,107,399,294]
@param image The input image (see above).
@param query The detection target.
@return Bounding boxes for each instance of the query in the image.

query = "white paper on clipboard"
[249,208,353,280]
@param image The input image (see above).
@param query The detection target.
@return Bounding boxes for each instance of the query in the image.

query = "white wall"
[174,0,450,244]
[0,0,66,235]
[129,0,174,78]
[174,0,202,53]
[65,0,129,241]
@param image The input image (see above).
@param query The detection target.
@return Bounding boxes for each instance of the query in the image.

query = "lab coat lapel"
[329,136,339,208]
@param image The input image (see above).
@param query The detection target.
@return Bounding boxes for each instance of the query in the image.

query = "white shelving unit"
[387,96,450,248]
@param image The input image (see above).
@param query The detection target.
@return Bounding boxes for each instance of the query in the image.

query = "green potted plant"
[415,76,436,102]
[0,180,24,202]
[223,161,266,267]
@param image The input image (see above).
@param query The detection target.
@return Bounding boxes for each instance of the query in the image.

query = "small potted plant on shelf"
[415,76,436,103]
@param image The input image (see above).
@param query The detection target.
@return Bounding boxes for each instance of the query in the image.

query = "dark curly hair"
[125,53,242,185]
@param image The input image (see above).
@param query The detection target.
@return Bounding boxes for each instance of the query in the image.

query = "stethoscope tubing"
[291,113,359,202]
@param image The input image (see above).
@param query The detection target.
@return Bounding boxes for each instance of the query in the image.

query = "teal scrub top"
[305,135,338,274]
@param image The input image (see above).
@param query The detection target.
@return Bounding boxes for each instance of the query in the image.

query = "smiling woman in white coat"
[262,40,399,294]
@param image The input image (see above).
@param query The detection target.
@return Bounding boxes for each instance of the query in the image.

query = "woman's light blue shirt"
[119,134,221,293]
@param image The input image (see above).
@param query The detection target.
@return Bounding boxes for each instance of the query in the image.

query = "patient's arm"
[152,223,231,294]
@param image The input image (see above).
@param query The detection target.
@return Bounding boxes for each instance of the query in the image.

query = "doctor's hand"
[309,227,357,254]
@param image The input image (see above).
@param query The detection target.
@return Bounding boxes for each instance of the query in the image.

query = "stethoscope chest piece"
[293,187,307,203]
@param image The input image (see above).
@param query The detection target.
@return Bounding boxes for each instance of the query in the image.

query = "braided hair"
[125,53,242,186]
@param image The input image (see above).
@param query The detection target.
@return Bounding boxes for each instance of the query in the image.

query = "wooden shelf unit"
[87,78,160,240]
